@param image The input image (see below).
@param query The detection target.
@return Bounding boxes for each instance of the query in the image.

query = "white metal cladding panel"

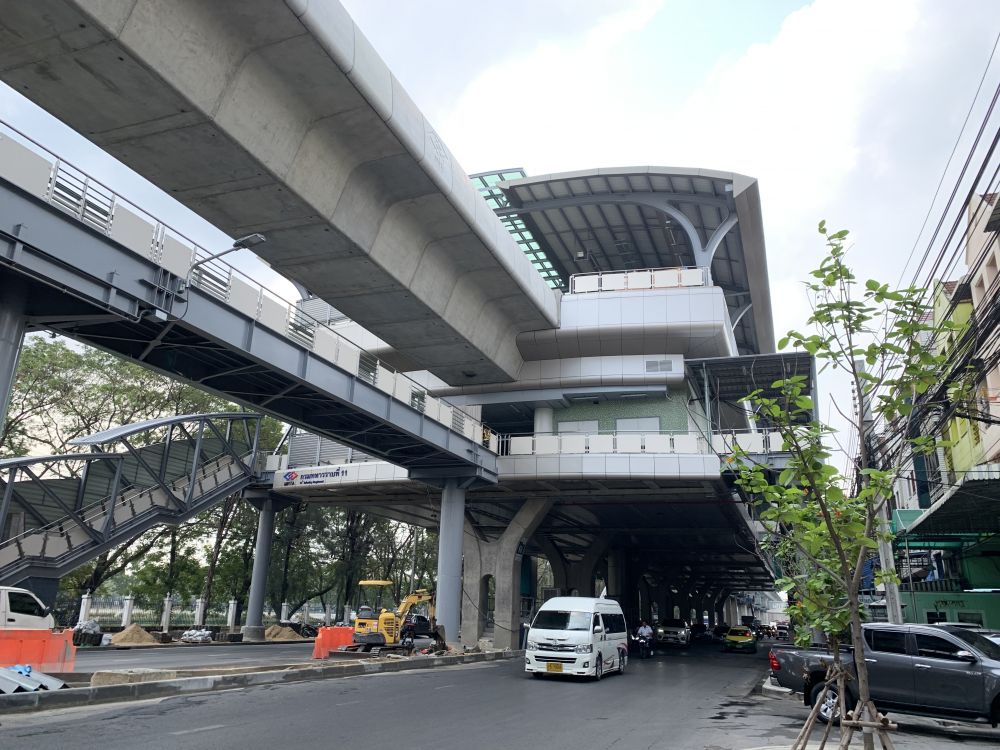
[680,268,704,286]
[159,235,193,277]
[375,366,395,394]
[736,433,765,453]
[711,434,728,454]
[394,378,413,404]
[601,274,626,291]
[0,134,52,198]
[561,434,586,453]
[765,432,784,452]
[589,434,614,453]
[510,436,533,455]
[652,269,681,288]
[109,205,155,259]
[488,433,499,453]
[574,275,600,293]
[672,433,698,453]
[625,271,651,289]
[535,435,559,454]
[464,419,478,442]
[643,434,670,453]
[228,276,260,318]
[422,396,439,421]
[312,326,339,362]
[258,294,288,333]
[616,434,642,452]
[436,403,453,427]
[335,342,360,375]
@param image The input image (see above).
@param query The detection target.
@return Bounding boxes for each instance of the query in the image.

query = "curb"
[94,638,316,651]
[0,650,523,714]
[759,675,793,699]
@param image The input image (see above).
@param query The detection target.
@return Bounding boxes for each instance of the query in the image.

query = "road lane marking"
[336,700,360,706]
[434,684,454,690]
[170,724,227,736]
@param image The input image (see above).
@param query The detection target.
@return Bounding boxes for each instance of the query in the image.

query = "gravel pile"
[265,625,304,641]
[111,624,157,645]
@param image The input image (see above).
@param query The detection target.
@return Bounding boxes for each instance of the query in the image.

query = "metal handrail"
[0,119,499,455]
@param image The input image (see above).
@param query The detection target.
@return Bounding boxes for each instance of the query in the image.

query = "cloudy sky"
[2,0,999,460]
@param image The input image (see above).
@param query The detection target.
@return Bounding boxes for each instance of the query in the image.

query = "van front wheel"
[619,653,627,674]
[594,658,603,681]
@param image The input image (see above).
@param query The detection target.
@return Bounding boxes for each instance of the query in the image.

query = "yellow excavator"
[350,580,442,653]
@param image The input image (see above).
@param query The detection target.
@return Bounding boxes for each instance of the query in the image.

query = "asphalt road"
[4,641,999,750]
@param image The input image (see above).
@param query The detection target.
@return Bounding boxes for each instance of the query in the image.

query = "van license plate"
[546,662,563,673]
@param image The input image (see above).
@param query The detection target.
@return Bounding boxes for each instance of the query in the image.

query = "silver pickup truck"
[770,623,1000,726]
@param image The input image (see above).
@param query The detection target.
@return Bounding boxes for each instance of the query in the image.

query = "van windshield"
[532,610,591,631]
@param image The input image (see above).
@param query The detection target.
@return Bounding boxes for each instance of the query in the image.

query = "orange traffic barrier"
[0,629,76,672]
[313,626,354,659]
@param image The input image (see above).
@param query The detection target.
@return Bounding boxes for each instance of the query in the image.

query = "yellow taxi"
[722,626,758,653]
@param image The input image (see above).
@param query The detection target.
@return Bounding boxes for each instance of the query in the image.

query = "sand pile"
[265,625,304,641]
[111,623,157,645]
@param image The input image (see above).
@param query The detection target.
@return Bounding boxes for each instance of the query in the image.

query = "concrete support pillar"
[121,595,135,627]
[244,499,277,642]
[0,283,26,444]
[461,498,553,650]
[280,602,290,621]
[533,407,554,434]
[436,480,466,645]
[324,603,333,626]
[606,548,624,598]
[194,598,206,627]
[226,599,238,629]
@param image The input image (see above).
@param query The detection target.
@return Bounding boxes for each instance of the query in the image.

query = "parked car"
[655,618,691,646]
[712,623,730,641]
[0,586,54,629]
[690,622,709,640]
[770,623,1000,726]
[722,626,758,653]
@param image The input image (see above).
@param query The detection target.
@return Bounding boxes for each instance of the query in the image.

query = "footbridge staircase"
[0,413,263,590]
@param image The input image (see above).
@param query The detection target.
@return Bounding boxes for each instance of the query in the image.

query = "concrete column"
[0,284,27,444]
[226,599,238,629]
[461,499,553,650]
[121,595,135,627]
[78,593,91,624]
[244,499,277,642]
[435,480,466,645]
[606,549,624,598]
[533,406,554,434]
[194,598,206,627]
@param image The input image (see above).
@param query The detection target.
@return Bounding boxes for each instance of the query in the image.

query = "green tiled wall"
[553,395,687,432]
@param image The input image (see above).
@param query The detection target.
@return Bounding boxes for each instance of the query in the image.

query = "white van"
[0,586,55,629]
[525,596,628,679]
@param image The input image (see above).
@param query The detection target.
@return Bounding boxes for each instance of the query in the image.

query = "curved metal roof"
[497,167,775,355]
[68,413,257,447]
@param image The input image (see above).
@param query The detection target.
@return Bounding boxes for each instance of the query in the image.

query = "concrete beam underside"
[0,0,559,385]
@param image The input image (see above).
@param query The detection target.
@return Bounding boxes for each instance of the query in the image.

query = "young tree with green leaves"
[733,223,963,750]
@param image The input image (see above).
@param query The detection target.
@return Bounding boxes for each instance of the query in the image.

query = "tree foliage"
[733,224,964,747]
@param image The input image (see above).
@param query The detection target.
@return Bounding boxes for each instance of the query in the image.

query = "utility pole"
[856,359,904,625]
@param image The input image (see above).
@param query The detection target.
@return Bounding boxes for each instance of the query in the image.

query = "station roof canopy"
[688,352,816,410]
[496,167,775,355]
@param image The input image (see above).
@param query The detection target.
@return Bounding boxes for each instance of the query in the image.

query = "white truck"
[0,586,55,629]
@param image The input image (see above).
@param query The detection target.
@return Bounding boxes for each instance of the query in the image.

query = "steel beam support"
[435,480,466,645]
[243,498,277,642]
[0,282,26,445]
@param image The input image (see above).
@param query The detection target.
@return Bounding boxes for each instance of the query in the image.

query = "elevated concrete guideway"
[0,0,560,385]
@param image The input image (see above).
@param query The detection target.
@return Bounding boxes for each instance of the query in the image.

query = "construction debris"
[265,625,304,641]
[111,624,157,646]
[180,628,213,644]
[0,666,67,694]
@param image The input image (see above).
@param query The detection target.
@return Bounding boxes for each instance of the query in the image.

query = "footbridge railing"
[0,413,262,585]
